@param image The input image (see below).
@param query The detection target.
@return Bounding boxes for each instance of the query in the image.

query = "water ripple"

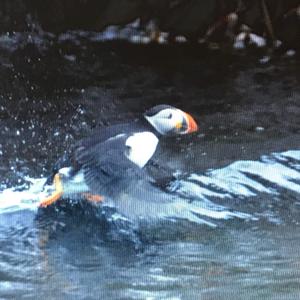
[0,150,299,226]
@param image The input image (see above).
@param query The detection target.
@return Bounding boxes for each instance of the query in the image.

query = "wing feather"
[74,134,146,197]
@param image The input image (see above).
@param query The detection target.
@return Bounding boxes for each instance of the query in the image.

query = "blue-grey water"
[0,32,299,299]
[1,150,300,300]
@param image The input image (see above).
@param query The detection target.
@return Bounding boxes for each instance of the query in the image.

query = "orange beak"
[184,112,198,133]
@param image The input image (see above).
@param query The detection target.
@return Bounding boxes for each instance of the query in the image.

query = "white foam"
[0,178,47,213]
[183,150,300,199]
[190,166,272,197]
[0,150,299,225]
[230,160,300,193]
[279,150,300,161]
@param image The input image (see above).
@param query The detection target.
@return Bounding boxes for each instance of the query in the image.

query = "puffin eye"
[125,145,132,156]
[167,113,173,119]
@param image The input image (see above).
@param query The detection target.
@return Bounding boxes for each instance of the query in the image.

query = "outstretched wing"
[74,134,149,198]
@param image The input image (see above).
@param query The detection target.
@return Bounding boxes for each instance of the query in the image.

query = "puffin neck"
[136,117,162,138]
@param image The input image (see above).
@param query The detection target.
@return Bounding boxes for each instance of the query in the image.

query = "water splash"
[113,182,252,227]
[0,178,47,213]
[175,150,300,201]
[0,150,299,226]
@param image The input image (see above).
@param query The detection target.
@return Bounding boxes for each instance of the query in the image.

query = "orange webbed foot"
[39,174,63,208]
[82,193,104,203]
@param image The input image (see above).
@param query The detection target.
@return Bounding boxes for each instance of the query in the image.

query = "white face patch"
[125,132,159,168]
[145,108,184,135]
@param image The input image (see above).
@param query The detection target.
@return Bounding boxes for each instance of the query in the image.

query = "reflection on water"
[0,150,300,299]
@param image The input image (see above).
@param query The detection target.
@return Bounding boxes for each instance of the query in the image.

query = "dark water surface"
[0,34,300,299]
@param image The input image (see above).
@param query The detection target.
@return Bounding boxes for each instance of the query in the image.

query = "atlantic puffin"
[39,105,198,208]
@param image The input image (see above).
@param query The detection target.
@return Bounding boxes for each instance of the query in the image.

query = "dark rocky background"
[0,0,299,187]
[1,0,299,49]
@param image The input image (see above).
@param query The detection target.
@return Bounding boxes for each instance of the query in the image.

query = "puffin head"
[144,104,198,136]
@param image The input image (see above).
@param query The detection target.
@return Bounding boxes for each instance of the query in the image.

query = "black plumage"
[75,133,146,198]
[47,118,158,188]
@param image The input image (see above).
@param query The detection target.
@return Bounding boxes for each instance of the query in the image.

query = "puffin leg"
[39,174,63,208]
[82,193,104,203]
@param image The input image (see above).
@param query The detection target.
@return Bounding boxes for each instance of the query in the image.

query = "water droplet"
[255,126,265,132]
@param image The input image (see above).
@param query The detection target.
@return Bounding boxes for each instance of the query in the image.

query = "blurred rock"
[0,0,299,48]
[0,0,29,32]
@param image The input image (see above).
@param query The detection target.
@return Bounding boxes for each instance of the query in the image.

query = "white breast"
[125,132,159,168]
